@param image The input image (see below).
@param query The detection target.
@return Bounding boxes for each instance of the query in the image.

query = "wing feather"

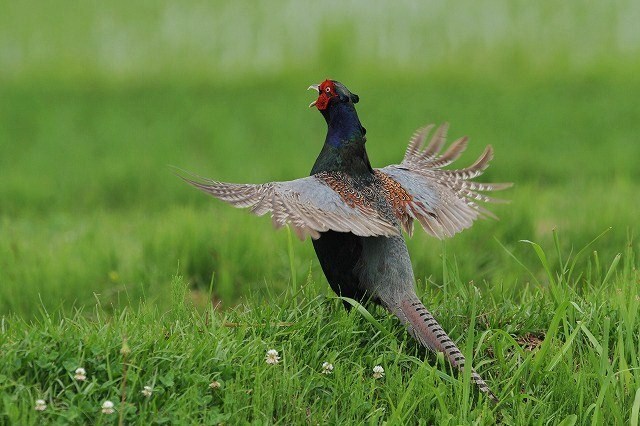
[378,122,511,239]
[177,170,400,240]
[404,124,434,161]
[416,122,449,164]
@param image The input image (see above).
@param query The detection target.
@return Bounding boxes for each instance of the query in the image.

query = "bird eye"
[325,87,331,93]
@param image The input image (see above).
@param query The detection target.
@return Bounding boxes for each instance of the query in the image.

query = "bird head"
[308,79,359,111]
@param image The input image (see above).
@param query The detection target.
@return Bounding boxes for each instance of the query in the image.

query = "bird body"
[180,79,509,402]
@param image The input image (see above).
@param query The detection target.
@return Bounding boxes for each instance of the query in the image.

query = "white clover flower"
[321,362,334,374]
[209,380,221,389]
[265,349,280,365]
[141,386,153,397]
[34,399,47,411]
[101,400,115,414]
[372,365,385,379]
[74,367,87,381]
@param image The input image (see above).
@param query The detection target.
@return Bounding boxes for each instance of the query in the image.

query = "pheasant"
[179,79,509,402]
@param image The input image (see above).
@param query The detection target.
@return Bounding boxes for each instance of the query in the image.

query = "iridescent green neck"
[311,102,372,176]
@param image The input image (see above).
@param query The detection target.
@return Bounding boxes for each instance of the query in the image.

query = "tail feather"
[398,297,498,403]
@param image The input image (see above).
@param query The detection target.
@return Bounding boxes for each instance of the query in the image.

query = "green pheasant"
[180,79,510,402]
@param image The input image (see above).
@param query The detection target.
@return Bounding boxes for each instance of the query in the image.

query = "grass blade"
[337,296,394,339]
[601,253,621,286]
[531,301,569,376]
[547,323,581,371]
[494,238,540,286]
[631,387,640,426]
[286,226,297,294]
[567,228,612,281]
[558,414,578,426]
[520,239,555,287]
[579,323,603,356]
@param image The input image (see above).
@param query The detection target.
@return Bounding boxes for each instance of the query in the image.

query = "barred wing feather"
[178,171,400,240]
[378,123,511,239]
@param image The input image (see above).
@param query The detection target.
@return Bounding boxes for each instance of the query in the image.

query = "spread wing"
[376,123,512,239]
[177,170,400,240]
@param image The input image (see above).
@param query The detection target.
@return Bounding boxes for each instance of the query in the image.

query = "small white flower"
[265,349,280,365]
[372,365,385,379]
[141,385,153,397]
[101,400,115,414]
[74,367,87,381]
[209,380,221,389]
[321,362,334,374]
[34,399,47,411]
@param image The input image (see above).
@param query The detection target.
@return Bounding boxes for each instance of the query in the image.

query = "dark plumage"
[179,79,510,402]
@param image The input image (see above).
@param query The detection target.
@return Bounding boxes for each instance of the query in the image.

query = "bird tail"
[396,296,498,403]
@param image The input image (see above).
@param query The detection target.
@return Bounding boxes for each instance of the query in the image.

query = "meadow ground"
[1,1,640,424]
[1,72,638,425]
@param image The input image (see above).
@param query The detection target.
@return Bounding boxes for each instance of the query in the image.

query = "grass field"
[1,1,640,424]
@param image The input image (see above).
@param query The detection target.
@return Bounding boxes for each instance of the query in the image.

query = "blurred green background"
[1,1,639,317]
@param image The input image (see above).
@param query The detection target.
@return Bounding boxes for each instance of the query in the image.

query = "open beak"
[307,84,320,107]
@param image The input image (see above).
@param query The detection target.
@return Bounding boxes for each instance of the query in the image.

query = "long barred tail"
[397,297,498,403]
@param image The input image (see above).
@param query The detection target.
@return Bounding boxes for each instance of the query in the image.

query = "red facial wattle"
[315,92,331,110]
[313,80,338,111]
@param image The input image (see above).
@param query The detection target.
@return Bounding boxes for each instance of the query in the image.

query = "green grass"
[1,237,638,424]
[2,0,640,423]
[1,75,638,316]
[2,72,639,425]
